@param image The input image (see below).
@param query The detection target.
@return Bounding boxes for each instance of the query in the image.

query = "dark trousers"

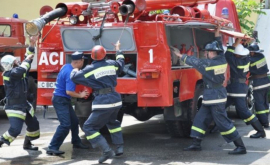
[83,108,123,148]
[1,110,39,144]
[226,96,257,124]
[191,103,240,143]
[253,88,269,126]
[48,95,81,150]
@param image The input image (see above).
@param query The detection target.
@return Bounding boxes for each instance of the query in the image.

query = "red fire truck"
[5,0,250,137]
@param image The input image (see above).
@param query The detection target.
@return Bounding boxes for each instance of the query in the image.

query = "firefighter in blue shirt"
[70,41,125,163]
[0,49,39,150]
[171,25,246,155]
[46,52,89,155]
[225,39,266,138]
[248,43,270,128]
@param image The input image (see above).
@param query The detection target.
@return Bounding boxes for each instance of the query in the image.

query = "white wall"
[255,9,270,73]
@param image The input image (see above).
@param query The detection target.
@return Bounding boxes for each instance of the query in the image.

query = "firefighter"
[225,39,266,138]
[248,43,270,128]
[0,43,39,150]
[46,51,90,155]
[171,25,246,155]
[70,41,124,163]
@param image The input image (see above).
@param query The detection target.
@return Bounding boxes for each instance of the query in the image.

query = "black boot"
[46,149,65,155]
[23,137,38,151]
[115,145,124,156]
[98,141,115,163]
[99,150,115,163]
[228,137,246,155]
[250,120,266,138]
[183,138,202,151]
[0,140,3,148]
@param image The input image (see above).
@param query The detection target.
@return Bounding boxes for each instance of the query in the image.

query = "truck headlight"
[69,16,78,25]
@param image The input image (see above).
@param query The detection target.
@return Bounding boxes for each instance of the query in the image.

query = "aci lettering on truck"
[38,52,64,65]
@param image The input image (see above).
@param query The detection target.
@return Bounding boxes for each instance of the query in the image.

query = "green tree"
[233,0,266,36]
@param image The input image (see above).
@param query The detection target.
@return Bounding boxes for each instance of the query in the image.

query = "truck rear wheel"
[165,83,204,138]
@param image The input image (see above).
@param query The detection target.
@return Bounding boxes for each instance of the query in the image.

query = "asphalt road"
[0,109,269,165]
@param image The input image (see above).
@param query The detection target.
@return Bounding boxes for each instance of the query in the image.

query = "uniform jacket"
[3,58,32,113]
[70,51,125,110]
[181,37,227,105]
[249,52,270,90]
[225,46,249,96]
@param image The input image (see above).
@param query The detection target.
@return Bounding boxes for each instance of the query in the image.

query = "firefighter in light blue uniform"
[0,51,40,150]
[172,25,246,155]
[225,39,266,138]
[70,41,124,163]
[248,43,270,128]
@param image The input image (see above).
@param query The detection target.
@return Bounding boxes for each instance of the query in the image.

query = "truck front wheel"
[164,83,204,138]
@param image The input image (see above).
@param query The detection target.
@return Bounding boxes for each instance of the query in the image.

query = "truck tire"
[165,83,204,138]
[27,76,37,111]
[235,85,255,118]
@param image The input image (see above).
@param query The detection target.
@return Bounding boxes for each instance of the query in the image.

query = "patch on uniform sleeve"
[205,64,227,75]
[94,66,116,79]
[256,60,266,69]
[214,67,227,75]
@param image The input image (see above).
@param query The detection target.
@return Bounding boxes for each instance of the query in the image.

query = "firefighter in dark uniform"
[225,39,266,138]
[70,41,124,163]
[248,43,270,128]
[0,48,39,150]
[171,25,246,155]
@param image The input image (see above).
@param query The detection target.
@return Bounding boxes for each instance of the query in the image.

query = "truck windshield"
[0,25,11,37]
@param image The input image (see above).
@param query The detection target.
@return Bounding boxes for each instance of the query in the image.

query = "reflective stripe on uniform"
[86,132,101,140]
[202,98,227,104]
[3,131,15,142]
[237,62,250,72]
[26,49,34,55]
[109,127,122,134]
[205,64,227,71]
[256,110,270,114]
[84,66,118,78]
[253,83,270,90]
[191,126,205,134]
[116,55,124,60]
[244,114,255,123]
[205,64,227,75]
[92,101,122,109]
[250,58,266,67]
[183,56,188,64]
[3,76,9,81]
[220,126,236,135]
[5,110,26,120]
[227,93,246,97]
[227,49,234,53]
[20,62,30,70]
[26,130,40,137]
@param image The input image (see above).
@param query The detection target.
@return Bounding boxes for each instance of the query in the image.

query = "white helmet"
[1,55,16,71]
[234,44,250,56]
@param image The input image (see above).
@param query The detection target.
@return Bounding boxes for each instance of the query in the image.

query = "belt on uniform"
[229,78,246,84]
[6,99,26,105]
[203,83,223,89]
[249,74,267,80]
[93,87,115,94]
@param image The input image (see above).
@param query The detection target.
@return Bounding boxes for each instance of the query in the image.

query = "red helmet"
[91,45,106,60]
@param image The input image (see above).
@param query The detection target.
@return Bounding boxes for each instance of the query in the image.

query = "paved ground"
[0,109,270,165]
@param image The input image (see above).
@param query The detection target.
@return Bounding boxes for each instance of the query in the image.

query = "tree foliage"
[233,0,266,36]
